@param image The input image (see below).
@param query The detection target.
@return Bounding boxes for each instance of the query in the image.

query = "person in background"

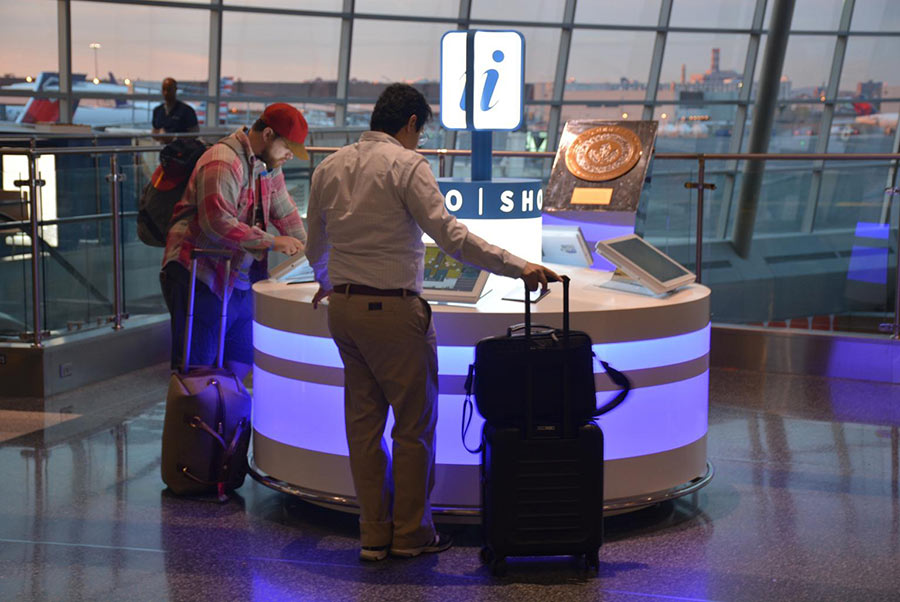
[306,83,560,562]
[152,77,199,143]
[160,103,308,380]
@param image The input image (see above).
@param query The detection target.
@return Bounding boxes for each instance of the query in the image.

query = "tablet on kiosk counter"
[421,243,490,304]
[594,234,695,295]
[269,254,315,284]
[541,225,593,268]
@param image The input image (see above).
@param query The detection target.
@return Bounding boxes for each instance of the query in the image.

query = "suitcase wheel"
[490,558,507,577]
[479,546,493,565]
[480,547,506,577]
[584,549,600,572]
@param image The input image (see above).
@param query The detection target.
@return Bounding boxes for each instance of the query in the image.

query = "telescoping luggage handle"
[508,275,571,339]
[523,274,570,338]
[182,249,233,374]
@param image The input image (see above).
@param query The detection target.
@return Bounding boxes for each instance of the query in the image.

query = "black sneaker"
[390,533,453,558]
[359,544,389,562]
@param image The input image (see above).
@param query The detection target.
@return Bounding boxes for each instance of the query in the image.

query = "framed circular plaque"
[565,125,643,182]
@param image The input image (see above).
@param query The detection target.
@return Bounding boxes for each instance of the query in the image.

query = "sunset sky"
[2,0,898,89]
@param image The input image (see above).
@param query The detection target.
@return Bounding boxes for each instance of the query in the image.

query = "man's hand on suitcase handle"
[520,263,561,292]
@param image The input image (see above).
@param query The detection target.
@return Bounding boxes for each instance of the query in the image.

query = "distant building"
[856,80,883,111]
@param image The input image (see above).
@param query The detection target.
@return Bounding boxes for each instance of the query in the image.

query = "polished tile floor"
[1,364,899,601]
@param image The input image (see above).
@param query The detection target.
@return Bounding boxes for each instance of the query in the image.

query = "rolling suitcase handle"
[181,248,233,374]
[520,274,570,335]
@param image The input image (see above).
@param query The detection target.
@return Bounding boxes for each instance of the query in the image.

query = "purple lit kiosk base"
[249,266,713,520]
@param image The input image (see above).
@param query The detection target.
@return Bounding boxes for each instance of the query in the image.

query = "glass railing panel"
[638,159,699,267]
[0,184,32,341]
[118,159,166,320]
[39,215,116,335]
[693,157,897,335]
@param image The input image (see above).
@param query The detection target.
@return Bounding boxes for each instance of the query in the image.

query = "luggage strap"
[179,379,250,502]
[461,364,483,454]
[593,353,631,417]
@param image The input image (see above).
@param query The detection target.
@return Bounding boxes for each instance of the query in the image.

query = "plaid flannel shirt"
[163,128,307,299]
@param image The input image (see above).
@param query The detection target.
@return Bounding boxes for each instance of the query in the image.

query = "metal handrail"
[4,139,900,347]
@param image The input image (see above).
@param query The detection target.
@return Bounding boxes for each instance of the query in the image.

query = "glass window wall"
[574,0,662,26]
[669,0,758,30]
[70,3,209,128]
[0,0,59,125]
[470,0,565,23]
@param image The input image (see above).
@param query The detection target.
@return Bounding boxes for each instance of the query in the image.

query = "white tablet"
[594,234,695,295]
[542,225,593,267]
[421,244,490,304]
[269,255,315,284]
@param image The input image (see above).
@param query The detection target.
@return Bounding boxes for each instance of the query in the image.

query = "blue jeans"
[159,262,253,370]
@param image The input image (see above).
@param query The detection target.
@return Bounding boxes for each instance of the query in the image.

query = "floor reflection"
[0,364,898,600]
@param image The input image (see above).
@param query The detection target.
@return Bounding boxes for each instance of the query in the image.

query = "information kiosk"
[250,267,712,517]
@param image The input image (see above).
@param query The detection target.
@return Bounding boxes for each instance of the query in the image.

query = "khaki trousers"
[326,292,438,548]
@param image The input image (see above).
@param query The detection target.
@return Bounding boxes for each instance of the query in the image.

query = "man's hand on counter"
[274,236,305,256]
[520,262,561,292]
[312,286,332,309]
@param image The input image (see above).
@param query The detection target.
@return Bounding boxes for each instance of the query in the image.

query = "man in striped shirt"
[160,103,308,380]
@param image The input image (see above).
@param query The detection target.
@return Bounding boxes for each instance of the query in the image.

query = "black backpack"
[137,138,210,247]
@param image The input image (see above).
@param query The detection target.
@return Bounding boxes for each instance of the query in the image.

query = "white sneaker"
[359,544,389,562]
[390,533,453,558]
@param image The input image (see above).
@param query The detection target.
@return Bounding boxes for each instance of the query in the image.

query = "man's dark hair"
[370,84,433,135]
[251,119,268,133]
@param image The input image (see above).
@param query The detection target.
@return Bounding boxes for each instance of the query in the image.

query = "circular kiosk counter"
[249,266,712,518]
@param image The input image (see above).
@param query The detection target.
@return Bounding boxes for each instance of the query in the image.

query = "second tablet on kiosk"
[594,234,696,295]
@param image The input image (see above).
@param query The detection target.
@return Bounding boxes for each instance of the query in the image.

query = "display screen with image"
[421,244,490,303]
[424,246,483,291]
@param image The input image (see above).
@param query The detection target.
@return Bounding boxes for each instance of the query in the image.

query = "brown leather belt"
[333,283,418,297]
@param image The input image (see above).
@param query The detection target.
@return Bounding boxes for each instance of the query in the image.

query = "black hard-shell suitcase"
[480,422,604,575]
[161,249,252,501]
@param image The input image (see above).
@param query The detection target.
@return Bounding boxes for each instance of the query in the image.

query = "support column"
[732,0,795,258]
[57,0,73,124]
[334,0,354,127]
[206,0,223,128]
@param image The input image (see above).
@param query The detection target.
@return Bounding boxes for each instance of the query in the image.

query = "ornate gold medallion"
[565,126,642,182]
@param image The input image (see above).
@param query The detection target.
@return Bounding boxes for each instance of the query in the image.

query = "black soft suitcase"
[472,276,627,436]
[161,249,252,501]
[480,422,604,575]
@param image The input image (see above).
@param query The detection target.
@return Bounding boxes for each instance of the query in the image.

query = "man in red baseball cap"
[159,103,309,381]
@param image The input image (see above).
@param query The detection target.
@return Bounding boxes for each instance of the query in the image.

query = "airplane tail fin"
[107,72,130,107]
[17,72,84,124]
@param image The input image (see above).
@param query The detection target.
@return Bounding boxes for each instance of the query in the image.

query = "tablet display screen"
[607,238,689,283]
[423,246,483,292]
